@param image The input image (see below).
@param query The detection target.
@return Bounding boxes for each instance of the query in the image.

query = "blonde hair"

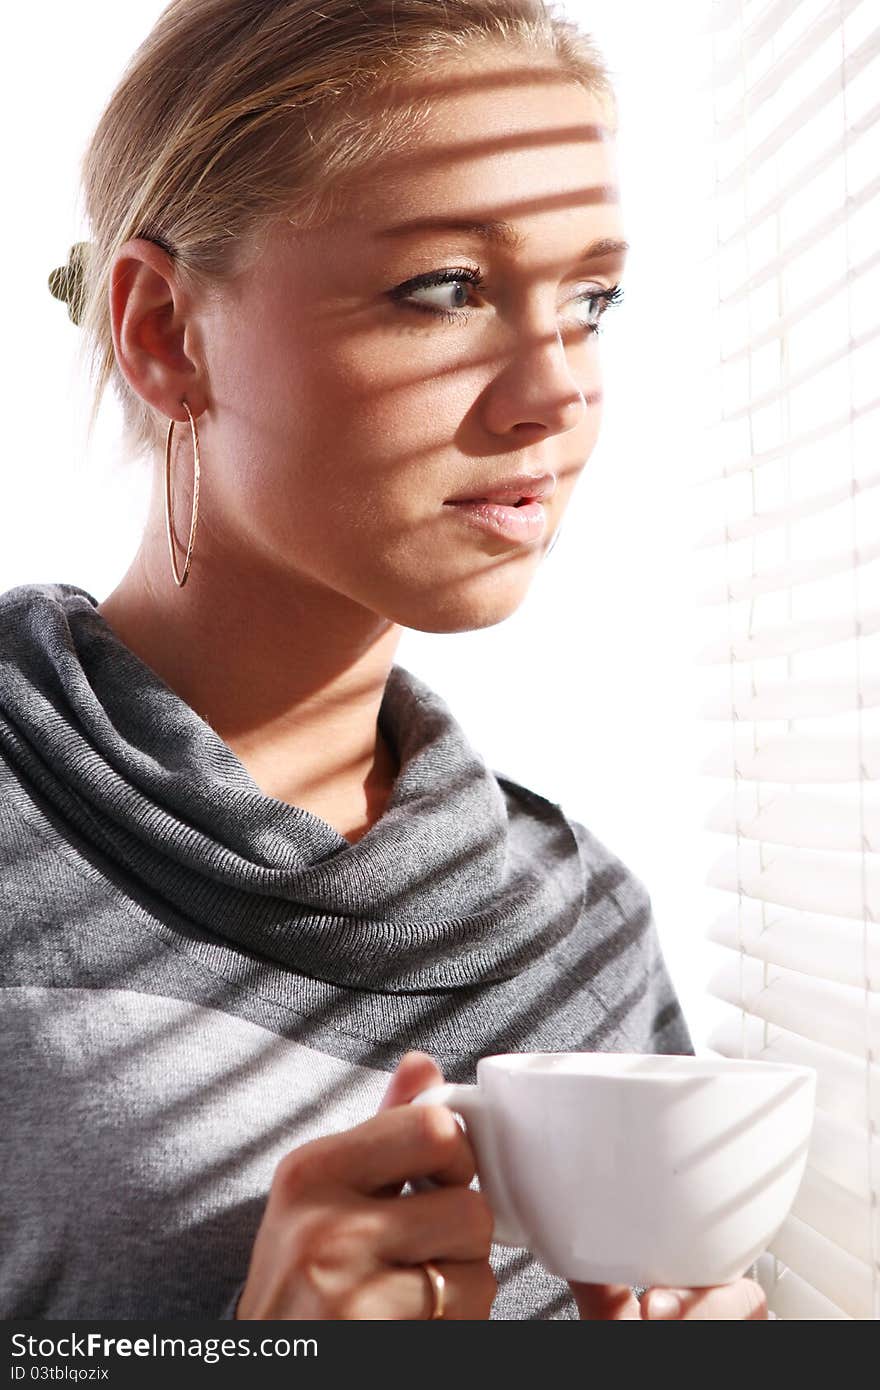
[72,0,616,466]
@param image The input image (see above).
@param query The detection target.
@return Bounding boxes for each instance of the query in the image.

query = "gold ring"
[422,1260,446,1319]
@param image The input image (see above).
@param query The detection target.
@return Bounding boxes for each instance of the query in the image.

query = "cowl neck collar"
[0,582,585,989]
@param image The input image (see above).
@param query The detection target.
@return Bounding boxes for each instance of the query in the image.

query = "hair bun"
[48,240,92,326]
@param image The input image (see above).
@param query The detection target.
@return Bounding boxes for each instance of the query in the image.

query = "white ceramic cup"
[411,1051,816,1288]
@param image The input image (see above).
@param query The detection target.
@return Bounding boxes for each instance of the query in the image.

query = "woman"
[1,0,766,1320]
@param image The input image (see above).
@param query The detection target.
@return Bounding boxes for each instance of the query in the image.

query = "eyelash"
[388,265,624,334]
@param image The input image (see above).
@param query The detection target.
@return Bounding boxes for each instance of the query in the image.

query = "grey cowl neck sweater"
[0,580,691,1321]
[0,581,591,991]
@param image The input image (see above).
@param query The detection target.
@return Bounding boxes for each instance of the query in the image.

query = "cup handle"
[409,1081,528,1248]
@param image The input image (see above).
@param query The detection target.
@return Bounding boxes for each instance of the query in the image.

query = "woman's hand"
[236,1051,497,1320]
[569,1279,769,1319]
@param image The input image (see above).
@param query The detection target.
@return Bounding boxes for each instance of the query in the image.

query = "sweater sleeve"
[632,886,695,1056]
[567,816,695,1057]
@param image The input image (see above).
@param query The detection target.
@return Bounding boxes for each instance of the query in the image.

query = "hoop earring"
[164,400,201,588]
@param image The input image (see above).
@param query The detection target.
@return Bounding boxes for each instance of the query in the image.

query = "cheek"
[300,347,465,500]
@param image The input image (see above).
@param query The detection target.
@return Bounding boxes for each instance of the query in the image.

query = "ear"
[109,236,207,424]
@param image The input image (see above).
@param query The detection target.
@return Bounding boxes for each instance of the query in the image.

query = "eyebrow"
[376,217,629,260]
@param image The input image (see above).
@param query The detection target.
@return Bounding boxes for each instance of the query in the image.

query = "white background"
[2,1,726,1045]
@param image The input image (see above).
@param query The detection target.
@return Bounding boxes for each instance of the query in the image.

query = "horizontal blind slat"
[721,322,880,424]
[694,468,880,542]
[701,733,880,782]
[705,786,880,853]
[707,900,880,985]
[693,404,880,485]
[763,1263,851,1319]
[697,608,880,664]
[714,0,871,139]
[708,1013,880,1129]
[717,117,878,276]
[715,173,880,307]
[792,1165,874,1264]
[699,672,880,719]
[715,30,880,177]
[706,842,880,920]
[710,0,801,74]
[808,1109,880,1204]
[709,958,880,1055]
[697,541,880,604]
[769,1213,875,1320]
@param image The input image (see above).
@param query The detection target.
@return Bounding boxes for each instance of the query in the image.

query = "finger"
[374,1053,447,1198]
[568,1281,642,1320]
[372,1187,495,1264]
[289,1102,477,1196]
[378,1052,445,1113]
[336,1260,497,1320]
[641,1278,768,1320]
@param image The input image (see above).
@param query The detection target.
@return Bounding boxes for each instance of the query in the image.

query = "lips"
[459,493,531,507]
[444,473,557,506]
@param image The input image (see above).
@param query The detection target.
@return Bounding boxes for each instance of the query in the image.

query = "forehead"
[344,59,623,253]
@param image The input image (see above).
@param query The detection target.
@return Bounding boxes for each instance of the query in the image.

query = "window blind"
[697,0,879,1320]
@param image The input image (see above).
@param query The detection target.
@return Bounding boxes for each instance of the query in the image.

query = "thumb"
[378,1049,445,1113]
[568,1282,642,1320]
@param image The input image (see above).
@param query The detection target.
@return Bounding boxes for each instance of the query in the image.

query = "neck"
[97,491,402,842]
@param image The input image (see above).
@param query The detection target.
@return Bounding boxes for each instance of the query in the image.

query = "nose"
[484,322,590,438]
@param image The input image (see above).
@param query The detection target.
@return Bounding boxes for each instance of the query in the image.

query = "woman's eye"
[389,268,482,321]
[389,269,624,333]
[570,284,625,334]
[405,281,474,315]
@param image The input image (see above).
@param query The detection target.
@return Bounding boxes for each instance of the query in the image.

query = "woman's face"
[195,55,627,633]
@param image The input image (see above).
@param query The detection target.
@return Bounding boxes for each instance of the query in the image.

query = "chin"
[386,565,537,634]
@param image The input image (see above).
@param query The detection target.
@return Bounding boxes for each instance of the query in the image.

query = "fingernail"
[645,1290,681,1319]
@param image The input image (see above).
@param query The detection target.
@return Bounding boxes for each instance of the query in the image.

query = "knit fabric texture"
[0,581,693,1320]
